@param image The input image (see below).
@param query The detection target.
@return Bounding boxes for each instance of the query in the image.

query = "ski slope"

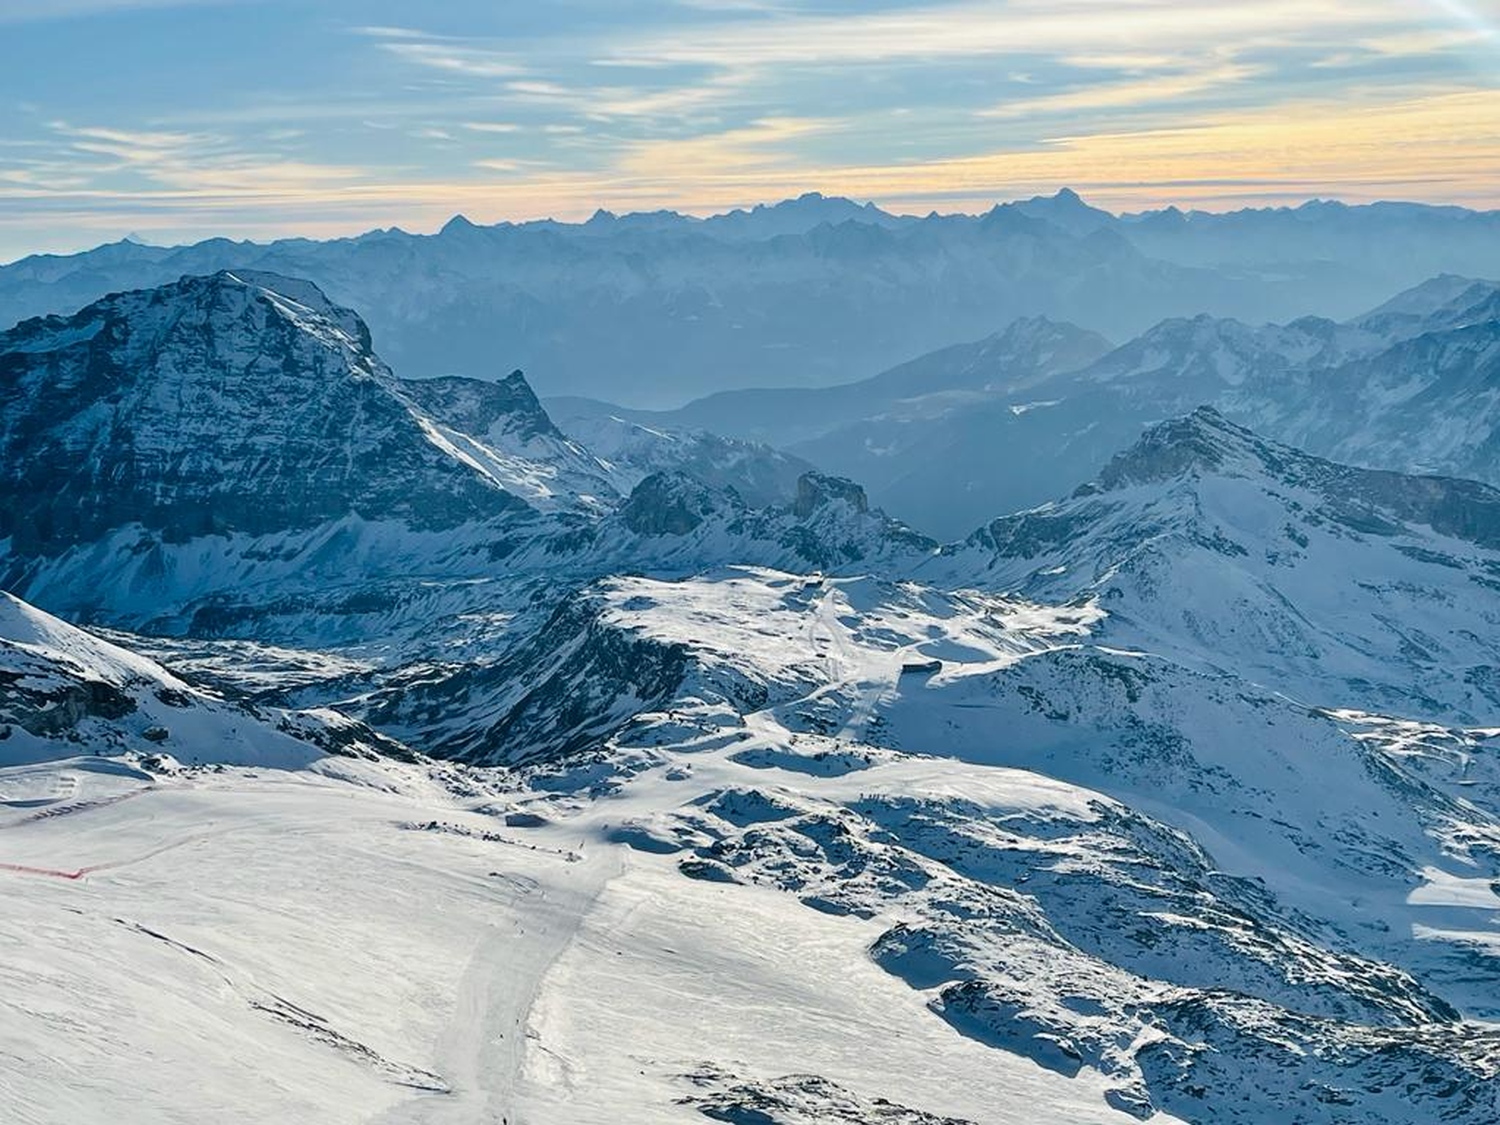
[0,752,1173,1125]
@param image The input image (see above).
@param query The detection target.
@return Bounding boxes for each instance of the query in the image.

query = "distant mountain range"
[558,272,1500,538]
[7,190,1500,405]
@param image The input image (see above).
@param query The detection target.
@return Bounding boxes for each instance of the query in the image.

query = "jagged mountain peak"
[1005,187,1116,237]
[498,366,546,403]
[1087,408,1500,550]
[4,267,372,358]
[0,272,565,557]
[1031,186,1105,216]
[210,268,370,340]
[619,471,739,536]
[794,472,869,518]
[439,213,481,236]
[1076,309,1385,398]
[970,407,1500,588]
[1093,406,1275,490]
[959,412,1500,723]
[399,368,565,445]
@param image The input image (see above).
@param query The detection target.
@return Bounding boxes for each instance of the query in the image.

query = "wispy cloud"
[979,62,1265,120]
[616,116,837,178]
[1314,25,1499,67]
[376,39,527,80]
[598,0,1416,68]
[14,120,368,203]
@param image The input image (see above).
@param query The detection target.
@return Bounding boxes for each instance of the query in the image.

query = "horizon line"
[7,186,1498,266]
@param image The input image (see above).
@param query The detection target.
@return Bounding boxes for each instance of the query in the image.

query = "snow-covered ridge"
[0,591,398,768]
[395,371,620,513]
[954,407,1500,722]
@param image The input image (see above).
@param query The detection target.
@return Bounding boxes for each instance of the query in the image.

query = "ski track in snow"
[807,579,898,743]
[370,846,626,1125]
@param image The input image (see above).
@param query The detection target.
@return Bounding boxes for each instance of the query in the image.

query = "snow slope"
[0,591,395,769]
[950,407,1500,722]
[0,736,1184,1124]
[11,556,1491,1122]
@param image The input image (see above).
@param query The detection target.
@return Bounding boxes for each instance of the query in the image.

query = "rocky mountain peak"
[439,213,481,237]
[212,269,371,345]
[397,368,565,446]
[1088,406,1500,551]
[0,272,534,556]
[1093,407,1268,490]
[619,471,738,537]
[794,472,869,518]
[1009,187,1117,237]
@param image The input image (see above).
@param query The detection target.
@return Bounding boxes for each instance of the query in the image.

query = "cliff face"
[0,271,532,556]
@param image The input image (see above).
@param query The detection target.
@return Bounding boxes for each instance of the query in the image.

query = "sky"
[2,0,1500,260]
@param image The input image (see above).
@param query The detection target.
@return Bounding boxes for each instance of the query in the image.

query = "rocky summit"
[0,271,530,554]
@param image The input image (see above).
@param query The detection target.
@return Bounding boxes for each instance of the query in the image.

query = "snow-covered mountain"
[1270,315,1500,482]
[0,271,579,553]
[1352,273,1500,341]
[758,275,1500,538]
[15,191,1499,406]
[1,272,892,641]
[555,410,815,508]
[952,407,1500,721]
[0,274,561,635]
[9,261,1500,1123]
[1071,278,1500,503]
[553,316,1116,539]
[557,316,1113,448]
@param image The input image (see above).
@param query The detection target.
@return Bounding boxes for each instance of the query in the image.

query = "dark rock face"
[0,669,137,736]
[397,369,563,445]
[620,472,735,536]
[1342,470,1500,549]
[366,589,691,766]
[794,473,869,518]
[0,272,527,556]
[1097,407,1238,488]
[678,1066,977,1124]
